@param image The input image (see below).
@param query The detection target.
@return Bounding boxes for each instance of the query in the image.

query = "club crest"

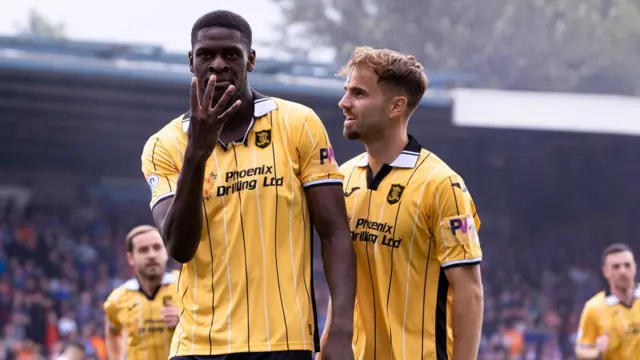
[387,184,405,205]
[255,130,271,149]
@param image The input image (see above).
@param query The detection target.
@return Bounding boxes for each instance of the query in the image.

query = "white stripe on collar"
[122,271,177,291]
[182,98,277,133]
[356,150,421,169]
[604,284,640,306]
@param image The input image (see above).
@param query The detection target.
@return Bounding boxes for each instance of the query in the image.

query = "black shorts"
[171,350,312,360]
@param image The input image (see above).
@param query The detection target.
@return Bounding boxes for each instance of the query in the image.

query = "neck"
[611,284,635,304]
[138,275,161,298]
[364,125,409,174]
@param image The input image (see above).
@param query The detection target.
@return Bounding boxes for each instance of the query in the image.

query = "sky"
[0,0,333,60]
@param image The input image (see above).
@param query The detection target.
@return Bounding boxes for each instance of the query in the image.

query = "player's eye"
[226,52,238,59]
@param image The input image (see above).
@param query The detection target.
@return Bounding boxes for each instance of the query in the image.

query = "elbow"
[169,246,196,264]
[166,239,196,264]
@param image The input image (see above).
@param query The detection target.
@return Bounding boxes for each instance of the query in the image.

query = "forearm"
[163,147,208,263]
[451,282,483,360]
[320,299,333,346]
[105,334,124,360]
[320,234,356,333]
[575,346,600,359]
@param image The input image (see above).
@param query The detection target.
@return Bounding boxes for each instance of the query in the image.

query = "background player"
[141,10,355,360]
[575,243,639,359]
[321,46,484,360]
[104,225,179,360]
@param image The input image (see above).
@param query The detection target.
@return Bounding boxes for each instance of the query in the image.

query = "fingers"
[219,100,242,121]
[201,75,217,110]
[211,85,236,113]
[190,77,200,112]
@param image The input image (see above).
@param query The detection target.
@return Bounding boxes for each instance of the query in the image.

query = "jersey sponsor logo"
[450,216,475,235]
[147,175,159,192]
[387,184,405,205]
[255,129,272,148]
[350,218,402,248]
[214,165,284,197]
[441,215,479,247]
[343,186,360,197]
[319,147,335,164]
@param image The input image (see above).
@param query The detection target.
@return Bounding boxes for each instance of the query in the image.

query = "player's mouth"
[344,116,357,125]
[204,78,233,89]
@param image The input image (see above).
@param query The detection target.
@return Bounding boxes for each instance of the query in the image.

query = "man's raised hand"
[187,75,242,157]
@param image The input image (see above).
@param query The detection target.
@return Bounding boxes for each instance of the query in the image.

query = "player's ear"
[247,49,256,73]
[126,252,135,267]
[188,51,194,74]
[389,96,408,119]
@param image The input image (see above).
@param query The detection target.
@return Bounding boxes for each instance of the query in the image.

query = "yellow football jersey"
[339,135,482,360]
[103,271,179,360]
[576,285,640,360]
[141,91,342,356]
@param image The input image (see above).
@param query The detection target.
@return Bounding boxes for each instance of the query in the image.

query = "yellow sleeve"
[294,109,343,188]
[141,135,179,210]
[429,174,482,268]
[103,291,122,332]
[576,304,600,347]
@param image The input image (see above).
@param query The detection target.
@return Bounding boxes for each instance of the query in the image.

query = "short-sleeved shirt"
[103,271,179,360]
[576,286,640,360]
[339,135,482,360]
[141,91,342,356]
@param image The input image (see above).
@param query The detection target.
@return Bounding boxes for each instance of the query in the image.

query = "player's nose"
[208,55,229,74]
[338,95,350,110]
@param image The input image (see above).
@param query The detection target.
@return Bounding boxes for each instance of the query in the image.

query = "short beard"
[344,129,360,140]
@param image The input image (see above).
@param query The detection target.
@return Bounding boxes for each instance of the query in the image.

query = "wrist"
[184,144,212,164]
[327,318,353,337]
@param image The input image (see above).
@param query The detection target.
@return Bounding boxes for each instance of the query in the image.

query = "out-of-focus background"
[1,1,639,359]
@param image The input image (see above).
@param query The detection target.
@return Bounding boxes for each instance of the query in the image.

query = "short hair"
[126,225,160,253]
[602,243,633,265]
[191,10,252,49]
[338,46,428,114]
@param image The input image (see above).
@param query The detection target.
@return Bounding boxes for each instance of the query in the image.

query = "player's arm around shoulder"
[428,173,483,360]
[103,287,125,360]
[575,300,608,359]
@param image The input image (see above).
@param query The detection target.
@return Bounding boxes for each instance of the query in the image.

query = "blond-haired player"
[104,225,179,360]
[321,46,484,360]
[576,243,639,359]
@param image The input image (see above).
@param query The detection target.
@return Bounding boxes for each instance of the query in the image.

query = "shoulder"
[415,149,461,189]
[268,97,320,128]
[144,113,188,148]
[104,284,131,309]
[583,291,607,312]
[339,153,367,175]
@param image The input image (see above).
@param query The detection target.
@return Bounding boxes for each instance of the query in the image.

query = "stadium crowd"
[0,188,628,360]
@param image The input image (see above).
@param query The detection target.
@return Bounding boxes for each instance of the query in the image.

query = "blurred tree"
[14,9,66,39]
[271,0,640,94]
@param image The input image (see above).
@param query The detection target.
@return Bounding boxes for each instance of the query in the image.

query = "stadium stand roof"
[0,35,466,107]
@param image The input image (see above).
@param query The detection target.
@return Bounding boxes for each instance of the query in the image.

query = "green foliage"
[271,0,640,94]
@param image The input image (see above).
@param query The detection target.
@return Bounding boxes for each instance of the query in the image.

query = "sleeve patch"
[147,174,160,192]
[439,215,479,248]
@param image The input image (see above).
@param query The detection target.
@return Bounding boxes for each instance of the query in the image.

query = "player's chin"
[343,128,360,140]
